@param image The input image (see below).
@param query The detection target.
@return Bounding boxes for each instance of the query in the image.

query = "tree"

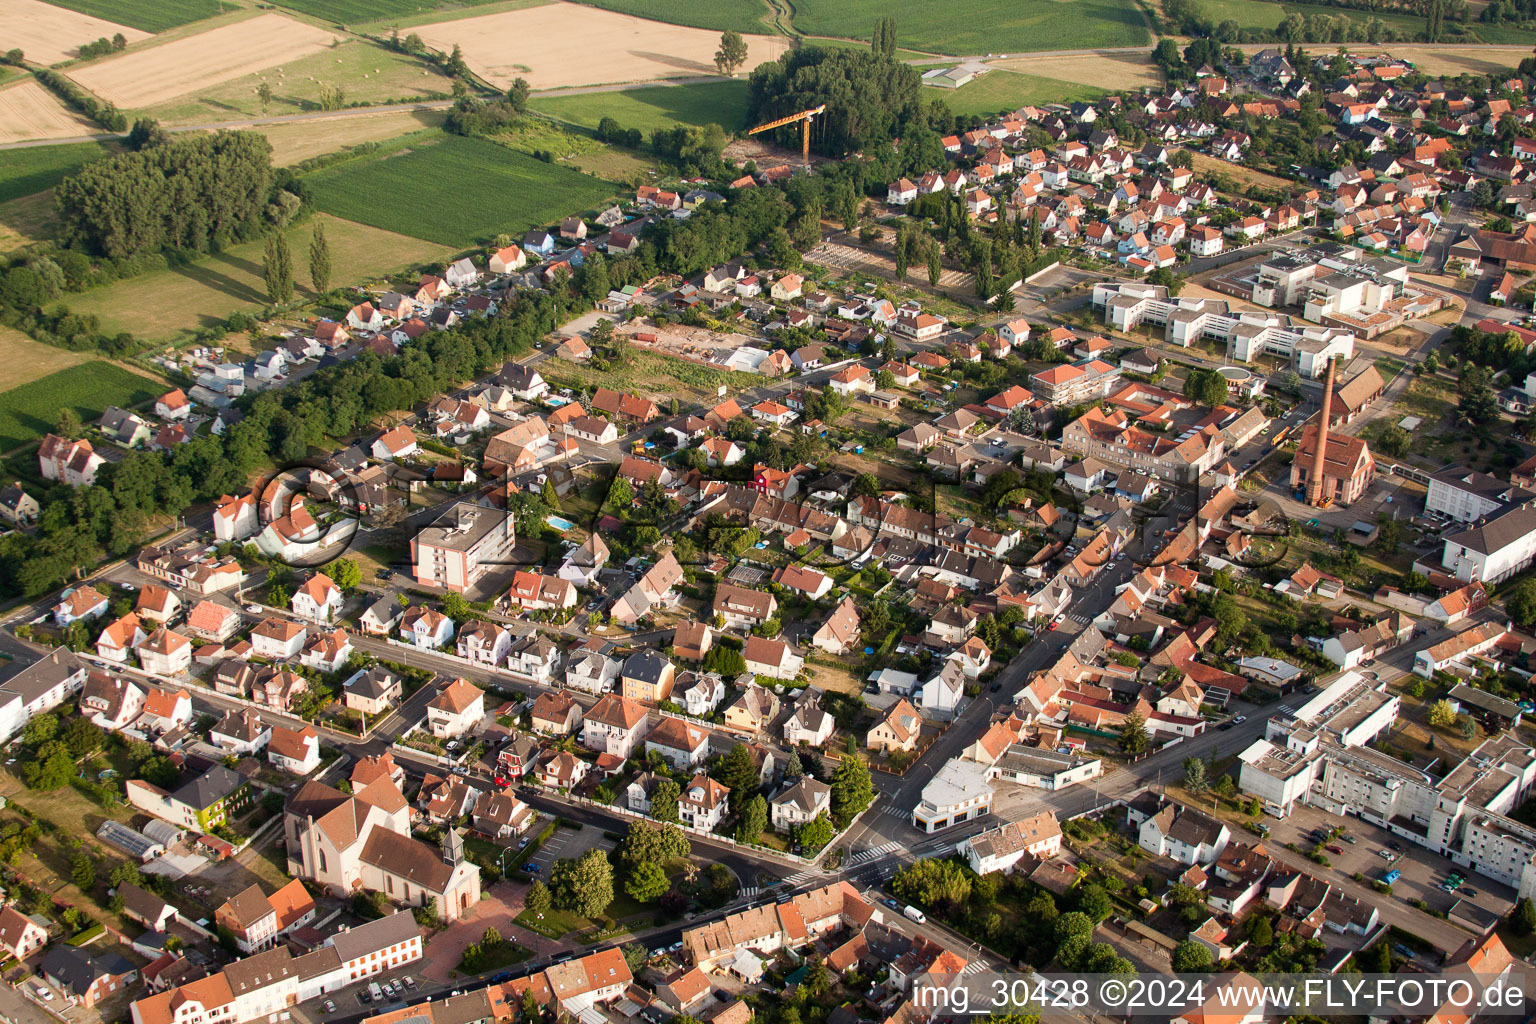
[1507,578,1536,628]
[797,812,835,853]
[651,778,681,823]
[1183,755,1207,793]
[23,742,74,790]
[737,794,767,843]
[508,77,530,113]
[620,821,690,867]
[264,231,293,305]
[872,17,897,59]
[1248,914,1273,947]
[525,879,552,915]
[1153,38,1183,71]
[1119,709,1150,755]
[329,557,361,592]
[550,848,614,918]
[258,81,272,114]
[622,942,648,975]
[1513,897,1536,935]
[1172,940,1214,973]
[1054,911,1093,944]
[1184,367,1228,407]
[927,243,942,287]
[1427,699,1457,728]
[625,861,671,903]
[309,220,331,294]
[830,753,873,825]
[715,31,749,76]
[56,407,82,438]
[1076,884,1112,922]
[71,850,95,891]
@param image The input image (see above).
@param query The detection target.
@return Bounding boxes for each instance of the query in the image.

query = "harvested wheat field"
[67,13,339,109]
[985,51,1161,90]
[1,0,153,65]
[0,81,94,145]
[412,1,789,89]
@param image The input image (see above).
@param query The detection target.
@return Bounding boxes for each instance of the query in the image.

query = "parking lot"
[526,823,616,877]
[1270,803,1516,934]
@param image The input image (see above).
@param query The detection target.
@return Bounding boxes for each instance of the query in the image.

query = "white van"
[903,905,926,924]
[368,983,384,1004]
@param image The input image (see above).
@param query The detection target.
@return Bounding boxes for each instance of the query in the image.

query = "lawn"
[0,191,61,254]
[0,326,94,392]
[791,0,1150,55]
[60,213,453,340]
[1194,0,1426,37]
[0,141,117,205]
[41,0,226,32]
[304,134,619,246]
[139,40,454,125]
[566,0,773,34]
[925,70,1106,119]
[0,360,161,451]
[532,79,751,133]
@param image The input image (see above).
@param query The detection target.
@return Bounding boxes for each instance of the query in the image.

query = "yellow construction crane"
[747,104,827,167]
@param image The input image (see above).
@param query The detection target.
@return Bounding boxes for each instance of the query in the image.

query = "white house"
[1138,803,1231,866]
[959,812,1062,874]
[426,678,485,739]
[581,694,650,759]
[400,607,454,648]
[251,618,307,660]
[770,776,831,831]
[267,724,321,775]
[291,574,344,623]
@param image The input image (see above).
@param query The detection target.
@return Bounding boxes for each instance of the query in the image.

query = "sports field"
[140,40,452,125]
[532,79,750,132]
[304,134,618,246]
[984,50,1161,90]
[0,357,160,452]
[0,81,95,146]
[59,213,452,340]
[926,70,1106,119]
[795,0,1149,55]
[567,0,770,34]
[0,140,115,204]
[3,0,152,65]
[35,0,225,33]
[67,13,340,109]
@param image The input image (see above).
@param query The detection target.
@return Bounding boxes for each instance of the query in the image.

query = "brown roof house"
[530,691,582,736]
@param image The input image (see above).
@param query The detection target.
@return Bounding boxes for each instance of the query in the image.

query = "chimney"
[1307,357,1336,507]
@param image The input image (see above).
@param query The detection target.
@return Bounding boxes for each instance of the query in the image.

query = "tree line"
[55,131,284,259]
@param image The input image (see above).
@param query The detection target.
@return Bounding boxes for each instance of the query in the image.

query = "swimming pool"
[545,515,575,532]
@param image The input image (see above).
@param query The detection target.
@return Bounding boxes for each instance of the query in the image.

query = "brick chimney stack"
[1307,357,1336,507]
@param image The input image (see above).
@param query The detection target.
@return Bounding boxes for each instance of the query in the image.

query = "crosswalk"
[961,961,989,976]
[739,886,760,898]
[781,869,819,887]
[1278,704,1295,714]
[845,841,902,866]
[879,804,909,819]
[1065,613,1091,624]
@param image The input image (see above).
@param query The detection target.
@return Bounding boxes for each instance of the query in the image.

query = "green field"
[140,41,453,124]
[567,0,771,34]
[276,0,523,25]
[0,141,116,206]
[794,0,1149,54]
[40,0,226,33]
[926,70,1106,119]
[0,361,159,451]
[1194,0,1426,36]
[532,79,750,133]
[60,213,452,341]
[304,134,618,246]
